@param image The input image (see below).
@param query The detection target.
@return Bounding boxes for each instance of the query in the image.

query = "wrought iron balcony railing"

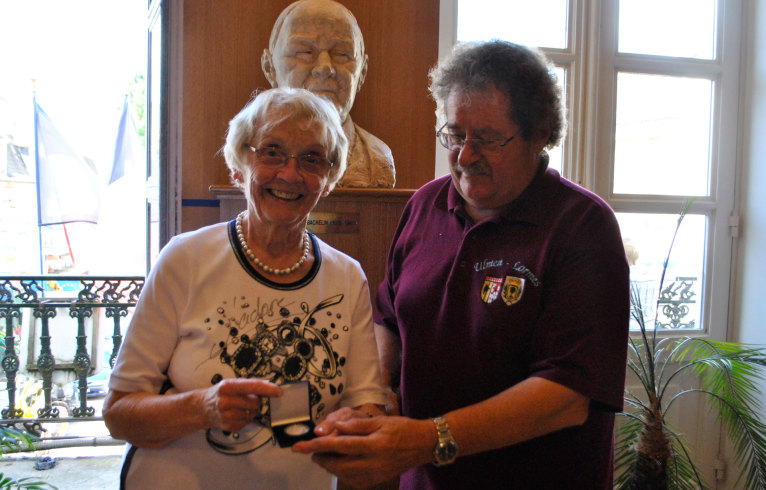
[0,276,143,442]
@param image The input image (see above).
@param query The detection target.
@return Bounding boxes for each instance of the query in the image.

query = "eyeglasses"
[436,123,518,153]
[245,145,334,175]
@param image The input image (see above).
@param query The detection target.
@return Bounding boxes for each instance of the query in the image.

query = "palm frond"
[614,415,643,489]
[665,425,705,490]
[631,284,658,387]
[0,426,36,454]
[626,357,656,399]
[650,200,693,345]
[653,341,677,394]
[623,391,652,414]
[656,337,707,401]
[0,473,58,489]
[656,338,766,488]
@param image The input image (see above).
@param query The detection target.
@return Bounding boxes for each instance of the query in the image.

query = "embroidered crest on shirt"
[481,276,503,303]
[502,276,525,305]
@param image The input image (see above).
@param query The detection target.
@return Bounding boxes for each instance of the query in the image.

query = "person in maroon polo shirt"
[294,40,630,489]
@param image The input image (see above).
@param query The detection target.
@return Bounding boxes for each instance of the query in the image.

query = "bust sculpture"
[261,0,396,188]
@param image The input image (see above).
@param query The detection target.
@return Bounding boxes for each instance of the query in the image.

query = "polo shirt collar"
[445,153,556,226]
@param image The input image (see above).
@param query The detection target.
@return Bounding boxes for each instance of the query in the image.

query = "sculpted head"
[262,0,368,123]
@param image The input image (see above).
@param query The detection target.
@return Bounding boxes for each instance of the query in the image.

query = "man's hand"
[318,405,383,435]
[292,416,434,488]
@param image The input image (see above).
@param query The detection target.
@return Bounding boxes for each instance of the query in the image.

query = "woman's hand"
[103,379,283,448]
[384,388,400,416]
[200,378,284,432]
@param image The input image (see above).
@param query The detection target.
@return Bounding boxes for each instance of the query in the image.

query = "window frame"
[438,0,742,340]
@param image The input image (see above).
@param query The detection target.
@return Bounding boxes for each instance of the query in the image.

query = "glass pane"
[0,2,147,275]
[619,0,716,59]
[148,12,163,271]
[617,212,705,331]
[457,0,568,49]
[547,144,563,174]
[546,66,567,174]
[613,73,712,196]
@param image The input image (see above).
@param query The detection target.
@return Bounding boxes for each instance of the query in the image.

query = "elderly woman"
[103,87,387,489]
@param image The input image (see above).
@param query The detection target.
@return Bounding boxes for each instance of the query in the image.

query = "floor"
[0,451,124,490]
[0,396,125,490]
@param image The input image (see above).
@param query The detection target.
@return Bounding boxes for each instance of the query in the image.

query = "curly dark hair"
[429,40,566,149]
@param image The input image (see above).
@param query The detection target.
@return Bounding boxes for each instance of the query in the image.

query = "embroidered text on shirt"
[474,259,504,272]
[513,261,541,287]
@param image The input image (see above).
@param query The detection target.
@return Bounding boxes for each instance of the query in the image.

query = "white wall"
[727,4,766,485]
[733,1,766,345]
[710,4,766,485]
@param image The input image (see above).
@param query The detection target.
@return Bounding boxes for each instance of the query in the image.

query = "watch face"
[436,440,458,463]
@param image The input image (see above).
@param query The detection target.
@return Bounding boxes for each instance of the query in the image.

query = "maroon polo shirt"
[375,163,630,489]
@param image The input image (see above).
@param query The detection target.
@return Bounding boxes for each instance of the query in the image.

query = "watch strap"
[432,416,458,466]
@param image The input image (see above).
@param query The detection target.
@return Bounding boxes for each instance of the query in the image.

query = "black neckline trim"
[227,219,321,290]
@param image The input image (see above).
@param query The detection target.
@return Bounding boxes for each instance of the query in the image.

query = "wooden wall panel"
[344,0,440,189]
[180,0,439,232]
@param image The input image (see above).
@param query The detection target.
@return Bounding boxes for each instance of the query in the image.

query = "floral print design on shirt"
[204,293,349,421]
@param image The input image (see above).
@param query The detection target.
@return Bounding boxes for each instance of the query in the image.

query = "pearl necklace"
[235,211,310,275]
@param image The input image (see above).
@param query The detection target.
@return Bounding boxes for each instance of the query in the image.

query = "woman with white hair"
[103,87,386,489]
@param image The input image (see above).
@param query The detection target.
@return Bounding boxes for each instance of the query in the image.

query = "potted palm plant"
[615,203,766,489]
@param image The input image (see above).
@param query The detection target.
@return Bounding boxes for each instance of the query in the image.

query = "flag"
[108,97,143,184]
[34,101,101,226]
[94,96,147,274]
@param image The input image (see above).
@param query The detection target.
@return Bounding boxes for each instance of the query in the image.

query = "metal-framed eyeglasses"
[436,123,518,153]
[245,145,334,175]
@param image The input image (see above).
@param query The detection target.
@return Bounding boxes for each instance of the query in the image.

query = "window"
[0,1,148,276]
[441,0,741,340]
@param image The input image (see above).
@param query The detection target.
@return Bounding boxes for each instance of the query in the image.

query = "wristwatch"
[432,416,459,466]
